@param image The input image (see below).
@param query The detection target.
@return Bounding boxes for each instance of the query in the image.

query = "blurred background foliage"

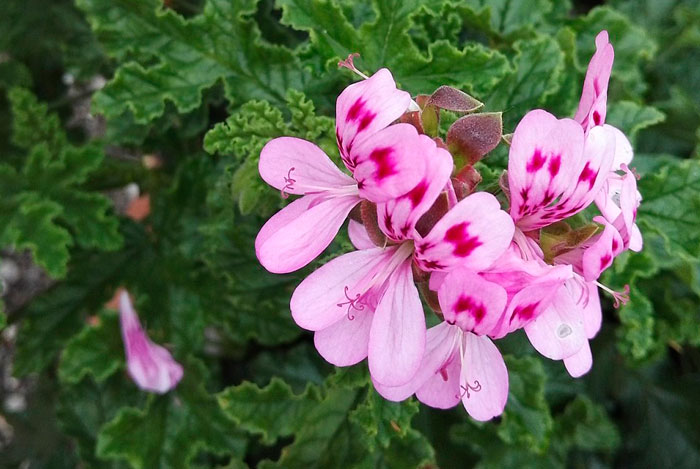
[0,0,699,467]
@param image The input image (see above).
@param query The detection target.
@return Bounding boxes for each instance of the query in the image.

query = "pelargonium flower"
[119,291,183,394]
[256,68,427,273]
[290,142,514,387]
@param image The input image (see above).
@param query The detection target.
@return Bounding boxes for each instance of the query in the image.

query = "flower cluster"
[255,31,641,421]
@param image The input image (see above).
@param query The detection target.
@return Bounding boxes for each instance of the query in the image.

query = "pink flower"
[290,151,515,387]
[574,30,614,132]
[119,291,183,394]
[256,69,424,273]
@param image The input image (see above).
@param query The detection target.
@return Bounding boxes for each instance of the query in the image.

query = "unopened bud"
[451,165,482,200]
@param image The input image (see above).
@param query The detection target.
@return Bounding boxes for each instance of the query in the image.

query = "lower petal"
[460,333,509,421]
[416,354,461,409]
[368,260,426,387]
[564,340,593,378]
[314,308,373,366]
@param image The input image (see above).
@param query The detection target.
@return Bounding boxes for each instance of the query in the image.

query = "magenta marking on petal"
[421,259,445,270]
[599,254,612,271]
[347,98,366,122]
[578,162,597,189]
[336,286,365,320]
[444,223,483,257]
[439,367,449,382]
[280,167,296,199]
[511,302,539,324]
[454,296,486,325]
[542,190,555,206]
[593,111,601,126]
[612,238,619,252]
[456,380,482,400]
[548,155,561,177]
[407,181,428,208]
[526,148,546,173]
[358,112,376,131]
[369,147,397,180]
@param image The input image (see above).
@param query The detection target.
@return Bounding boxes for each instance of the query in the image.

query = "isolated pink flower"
[119,291,183,393]
[291,157,515,388]
[256,68,423,273]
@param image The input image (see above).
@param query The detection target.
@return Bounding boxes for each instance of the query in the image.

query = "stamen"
[336,286,365,320]
[338,53,369,80]
[457,380,482,400]
[595,281,630,308]
[281,167,296,199]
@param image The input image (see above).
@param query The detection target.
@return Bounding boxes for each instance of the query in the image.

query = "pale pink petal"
[336,68,411,170]
[416,351,461,409]
[574,30,614,130]
[348,220,375,250]
[564,340,593,378]
[524,285,587,360]
[604,124,633,169]
[290,247,395,331]
[415,192,514,272]
[259,137,355,194]
[438,268,507,335]
[314,307,373,366]
[373,322,458,403]
[119,292,183,394]
[580,281,602,339]
[629,224,643,252]
[255,194,360,273]
[376,144,453,241]
[351,124,428,203]
[507,110,586,230]
[580,217,624,281]
[460,333,509,421]
[368,259,426,386]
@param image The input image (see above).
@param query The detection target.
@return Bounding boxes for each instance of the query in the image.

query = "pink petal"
[376,143,453,241]
[605,124,633,169]
[438,268,507,335]
[314,307,373,366]
[373,322,459,403]
[460,333,509,421]
[580,281,602,339]
[416,350,461,409]
[524,285,587,360]
[564,340,593,378]
[580,217,624,281]
[290,247,395,331]
[507,110,586,230]
[348,220,375,250]
[415,192,514,272]
[255,194,360,273]
[352,124,429,202]
[119,292,183,394]
[336,68,411,170]
[368,259,426,386]
[574,30,614,129]
[259,137,355,195]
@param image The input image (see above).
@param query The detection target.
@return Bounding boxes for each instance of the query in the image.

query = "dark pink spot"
[542,190,555,205]
[512,303,539,323]
[578,162,597,188]
[369,147,396,180]
[407,181,428,207]
[421,259,445,270]
[599,254,612,270]
[444,223,482,257]
[439,367,449,381]
[383,211,393,231]
[548,155,561,177]
[347,99,365,121]
[612,238,619,252]
[358,112,375,131]
[593,111,601,126]
[454,296,486,324]
[526,149,546,173]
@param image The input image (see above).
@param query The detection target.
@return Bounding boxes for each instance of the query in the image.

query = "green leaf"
[606,101,666,142]
[616,286,656,361]
[77,0,310,122]
[58,310,124,385]
[462,0,553,37]
[217,378,322,445]
[349,388,419,449]
[637,158,700,260]
[97,359,246,469]
[553,396,620,453]
[487,36,565,129]
[498,355,554,453]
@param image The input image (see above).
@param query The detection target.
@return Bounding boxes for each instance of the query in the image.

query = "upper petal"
[376,142,453,242]
[336,68,411,170]
[352,124,429,202]
[508,110,585,230]
[255,194,360,273]
[348,219,376,250]
[290,247,395,331]
[574,30,614,129]
[368,259,426,387]
[460,333,509,421]
[259,137,355,194]
[438,268,507,335]
[415,192,514,272]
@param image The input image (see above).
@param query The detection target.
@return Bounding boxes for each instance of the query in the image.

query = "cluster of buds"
[255,31,641,421]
